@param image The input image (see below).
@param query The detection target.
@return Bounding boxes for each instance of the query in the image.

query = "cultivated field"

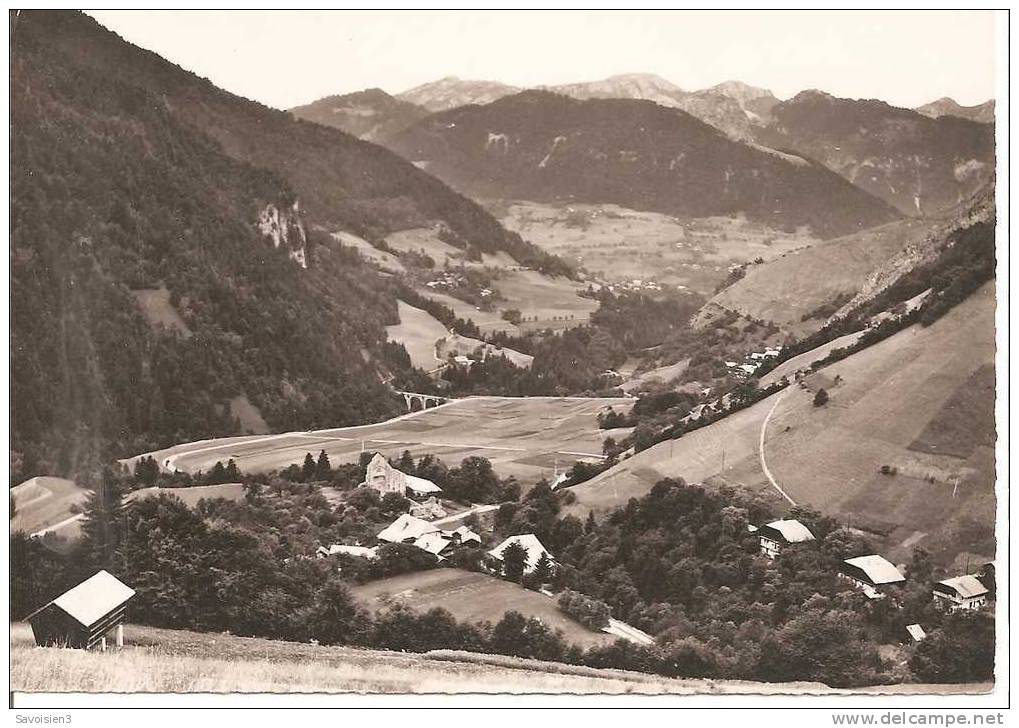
[331,231,407,274]
[126,482,246,508]
[386,300,449,371]
[496,201,818,295]
[10,476,89,539]
[9,623,989,696]
[125,396,633,484]
[350,568,614,649]
[415,288,519,336]
[757,330,866,389]
[569,284,996,566]
[387,301,532,371]
[491,269,599,332]
[711,218,939,335]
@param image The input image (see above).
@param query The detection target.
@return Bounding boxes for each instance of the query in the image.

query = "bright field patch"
[124,396,632,485]
[126,482,246,508]
[349,569,614,648]
[386,300,447,371]
[10,476,89,538]
[131,287,191,337]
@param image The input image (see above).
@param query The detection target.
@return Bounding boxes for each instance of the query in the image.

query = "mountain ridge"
[386,90,901,238]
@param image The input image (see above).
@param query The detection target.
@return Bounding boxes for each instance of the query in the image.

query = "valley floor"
[9,624,989,696]
[122,396,634,484]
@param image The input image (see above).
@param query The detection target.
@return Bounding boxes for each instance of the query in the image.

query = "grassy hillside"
[350,569,614,649]
[709,218,940,335]
[568,283,996,566]
[11,622,865,695]
[10,477,89,538]
[388,91,900,239]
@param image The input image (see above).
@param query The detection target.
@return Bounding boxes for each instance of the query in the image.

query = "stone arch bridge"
[394,390,450,412]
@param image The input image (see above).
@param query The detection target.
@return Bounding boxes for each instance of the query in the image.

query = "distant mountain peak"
[915,97,995,124]
[708,80,776,102]
[397,77,521,112]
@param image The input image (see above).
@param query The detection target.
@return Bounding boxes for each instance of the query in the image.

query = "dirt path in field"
[759,389,796,505]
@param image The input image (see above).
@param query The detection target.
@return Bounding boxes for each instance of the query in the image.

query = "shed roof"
[843,555,906,585]
[761,519,815,544]
[488,534,554,571]
[405,473,442,494]
[28,570,135,628]
[937,574,989,599]
[377,513,439,543]
[413,532,453,557]
[318,544,378,559]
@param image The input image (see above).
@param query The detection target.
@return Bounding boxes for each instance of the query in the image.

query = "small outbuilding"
[25,570,135,649]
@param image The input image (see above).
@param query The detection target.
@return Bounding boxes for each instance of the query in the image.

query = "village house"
[487,534,555,575]
[756,519,815,559]
[932,575,990,612]
[838,555,906,599]
[376,514,482,560]
[906,624,927,643]
[359,452,443,498]
[26,570,135,650]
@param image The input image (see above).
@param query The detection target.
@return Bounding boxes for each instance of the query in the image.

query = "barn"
[838,555,906,598]
[757,519,815,559]
[25,570,135,649]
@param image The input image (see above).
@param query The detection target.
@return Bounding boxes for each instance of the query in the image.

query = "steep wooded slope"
[13,11,562,480]
[288,88,429,141]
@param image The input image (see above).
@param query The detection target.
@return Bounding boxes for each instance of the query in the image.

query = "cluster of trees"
[558,589,612,630]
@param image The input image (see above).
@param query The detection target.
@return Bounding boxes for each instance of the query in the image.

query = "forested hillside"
[9,11,429,483]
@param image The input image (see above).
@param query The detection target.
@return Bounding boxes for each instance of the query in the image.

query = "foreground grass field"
[10,623,989,695]
[570,284,996,565]
[349,569,615,648]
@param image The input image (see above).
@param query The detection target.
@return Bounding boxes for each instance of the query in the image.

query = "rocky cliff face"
[258,200,308,268]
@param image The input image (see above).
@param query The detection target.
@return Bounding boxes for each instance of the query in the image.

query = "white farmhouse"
[932,575,990,612]
[839,555,906,599]
[756,519,815,559]
[488,534,555,575]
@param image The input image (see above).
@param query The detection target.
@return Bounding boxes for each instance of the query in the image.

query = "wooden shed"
[25,570,135,649]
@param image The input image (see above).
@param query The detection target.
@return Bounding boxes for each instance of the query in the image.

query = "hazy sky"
[87,10,997,111]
